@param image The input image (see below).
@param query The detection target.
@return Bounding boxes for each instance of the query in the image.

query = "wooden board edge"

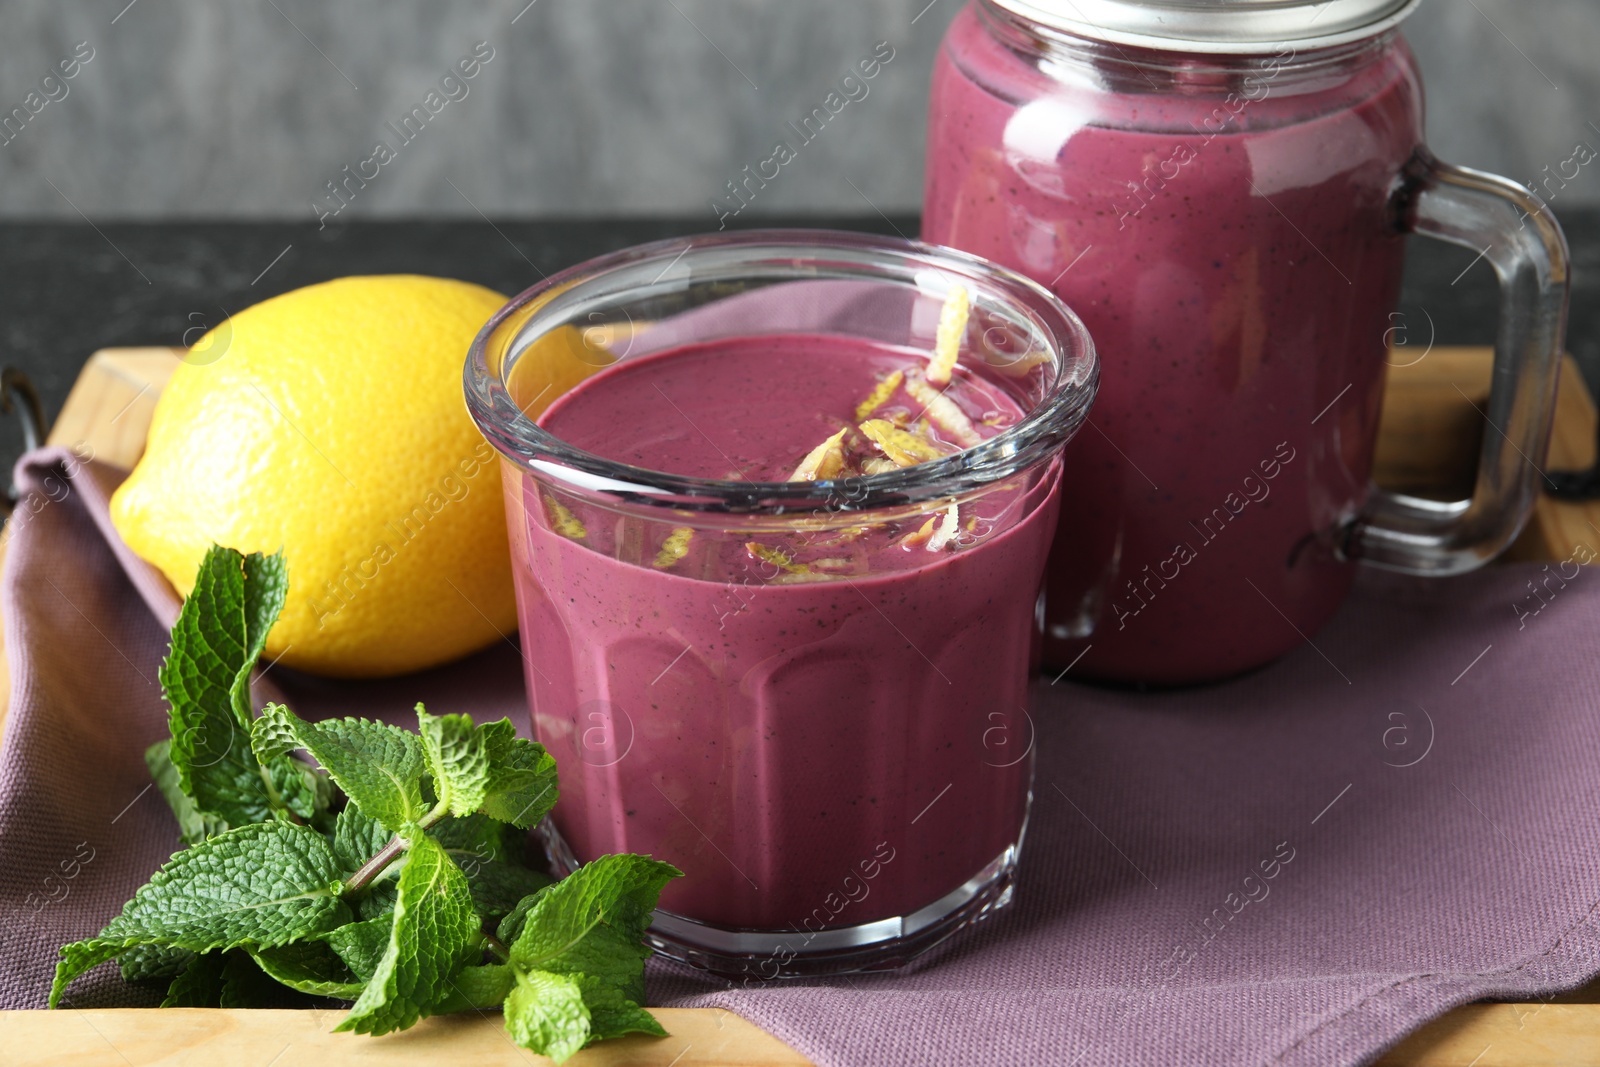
[46,347,181,462]
[0,1007,812,1067]
[1375,1002,1600,1066]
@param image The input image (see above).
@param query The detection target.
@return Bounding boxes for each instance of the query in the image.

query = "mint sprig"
[51,546,681,1063]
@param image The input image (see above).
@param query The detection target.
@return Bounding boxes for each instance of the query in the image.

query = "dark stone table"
[0,210,1593,481]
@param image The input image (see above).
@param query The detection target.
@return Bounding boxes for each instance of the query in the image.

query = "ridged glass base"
[539,823,1021,980]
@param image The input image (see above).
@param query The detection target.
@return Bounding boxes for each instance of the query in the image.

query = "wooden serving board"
[2,347,1599,1066]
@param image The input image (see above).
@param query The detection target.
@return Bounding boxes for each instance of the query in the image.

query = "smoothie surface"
[536,332,1023,482]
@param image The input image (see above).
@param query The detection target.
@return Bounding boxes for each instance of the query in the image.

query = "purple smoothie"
[924,6,1424,683]
[508,333,1057,935]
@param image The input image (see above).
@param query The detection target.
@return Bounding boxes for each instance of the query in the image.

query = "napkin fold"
[3,447,1599,1067]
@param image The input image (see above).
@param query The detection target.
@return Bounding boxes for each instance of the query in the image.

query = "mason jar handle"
[1345,149,1571,575]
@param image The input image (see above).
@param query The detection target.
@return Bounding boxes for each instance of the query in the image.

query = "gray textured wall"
[0,0,1594,221]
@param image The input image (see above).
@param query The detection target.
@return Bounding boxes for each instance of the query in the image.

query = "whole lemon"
[111,275,518,678]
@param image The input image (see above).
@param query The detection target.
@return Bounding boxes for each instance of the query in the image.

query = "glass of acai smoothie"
[465,231,1097,977]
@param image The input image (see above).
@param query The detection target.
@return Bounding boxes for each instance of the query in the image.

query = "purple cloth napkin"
[4,447,1600,1067]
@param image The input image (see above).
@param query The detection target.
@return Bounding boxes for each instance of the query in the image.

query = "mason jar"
[924,0,1570,684]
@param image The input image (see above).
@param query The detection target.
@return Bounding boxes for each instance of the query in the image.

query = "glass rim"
[464,228,1098,515]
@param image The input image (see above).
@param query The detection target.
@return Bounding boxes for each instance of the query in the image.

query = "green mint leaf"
[416,705,491,817]
[164,545,252,740]
[497,894,541,945]
[251,940,364,999]
[323,915,393,984]
[161,546,281,827]
[331,805,393,873]
[478,720,559,828]
[589,1002,669,1042]
[462,858,552,924]
[504,968,591,1063]
[510,854,679,969]
[50,822,351,1007]
[145,741,229,845]
[432,963,515,1014]
[266,756,331,824]
[249,703,299,766]
[502,854,681,1057]
[431,814,551,922]
[335,835,481,1035]
[357,881,399,921]
[161,951,224,1008]
[231,551,286,728]
[255,703,428,833]
[120,942,193,984]
[429,812,519,863]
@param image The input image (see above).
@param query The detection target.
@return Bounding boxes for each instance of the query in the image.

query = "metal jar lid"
[985,0,1422,54]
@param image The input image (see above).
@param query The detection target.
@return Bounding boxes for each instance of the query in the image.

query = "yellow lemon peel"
[990,348,1053,378]
[904,372,983,447]
[858,419,950,467]
[790,428,850,482]
[808,524,874,548]
[927,502,961,551]
[746,541,810,575]
[927,284,970,386]
[854,369,905,422]
[860,457,900,476]
[545,495,588,540]
[901,516,937,548]
[652,526,694,569]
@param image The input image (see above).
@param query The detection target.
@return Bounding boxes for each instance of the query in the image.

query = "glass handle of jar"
[1346,150,1571,574]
